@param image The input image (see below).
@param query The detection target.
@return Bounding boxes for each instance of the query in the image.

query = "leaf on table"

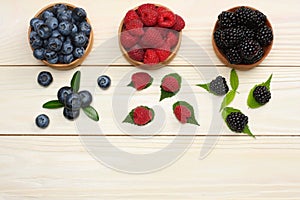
[43,100,64,109]
[230,69,239,91]
[71,71,81,93]
[220,90,236,111]
[82,106,99,122]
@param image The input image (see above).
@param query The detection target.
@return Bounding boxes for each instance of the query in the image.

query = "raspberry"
[171,15,185,31]
[137,3,156,16]
[226,112,248,133]
[174,105,192,123]
[133,106,153,126]
[128,45,144,62]
[120,31,139,49]
[125,19,144,36]
[157,11,176,28]
[124,10,140,24]
[256,25,273,47]
[131,72,152,90]
[166,31,179,48]
[161,76,179,93]
[157,27,169,39]
[140,27,164,48]
[155,44,171,62]
[156,6,168,13]
[239,39,263,61]
[209,76,229,96]
[143,49,159,65]
[225,47,242,64]
[141,9,158,26]
[253,85,271,105]
[218,11,237,29]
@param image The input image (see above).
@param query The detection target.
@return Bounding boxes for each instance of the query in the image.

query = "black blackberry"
[222,27,245,48]
[226,112,248,133]
[243,48,264,64]
[235,6,256,28]
[238,25,255,40]
[254,10,267,28]
[240,39,263,61]
[256,25,273,47]
[253,85,271,105]
[225,47,242,64]
[214,29,225,49]
[209,76,229,96]
[218,11,237,29]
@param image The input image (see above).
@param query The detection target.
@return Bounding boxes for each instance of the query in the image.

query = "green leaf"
[220,90,236,112]
[243,125,255,138]
[196,83,210,92]
[71,71,81,92]
[43,100,64,109]
[160,73,182,101]
[123,106,154,126]
[82,106,99,122]
[230,69,239,91]
[173,101,200,126]
[127,81,134,88]
[263,74,273,90]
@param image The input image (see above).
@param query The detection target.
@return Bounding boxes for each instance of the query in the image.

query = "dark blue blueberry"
[61,41,74,55]
[42,10,54,20]
[63,54,74,64]
[53,4,67,15]
[33,48,45,60]
[44,50,58,64]
[47,56,59,64]
[43,39,49,48]
[37,24,52,39]
[65,93,82,110]
[57,10,72,22]
[58,54,64,63]
[57,86,73,104]
[46,17,58,30]
[37,71,53,87]
[58,21,73,36]
[51,30,65,41]
[72,7,87,22]
[30,18,44,31]
[79,90,92,108]
[63,107,80,120]
[79,21,91,36]
[36,114,50,128]
[73,47,85,58]
[48,37,62,52]
[71,24,78,36]
[72,32,88,47]
[30,31,43,49]
[97,75,111,89]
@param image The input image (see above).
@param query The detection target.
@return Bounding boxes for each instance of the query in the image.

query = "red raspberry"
[133,106,153,126]
[137,3,156,16]
[144,49,159,65]
[120,31,139,49]
[124,10,140,24]
[155,44,171,62]
[131,72,152,90]
[174,105,191,123]
[157,11,176,28]
[140,27,164,49]
[128,45,144,62]
[166,31,179,48]
[172,15,185,31]
[161,76,179,93]
[141,9,158,26]
[156,6,168,13]
[125,19,144,36]
[156,27,169,39]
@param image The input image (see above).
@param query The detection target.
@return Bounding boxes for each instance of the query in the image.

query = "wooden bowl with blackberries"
[212,6,273,70]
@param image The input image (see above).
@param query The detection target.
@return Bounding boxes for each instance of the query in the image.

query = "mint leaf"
[43,100,64,109]
[160,73,181,101]
[173,101,199,126]
[127,81,134,88]
[71,71,81,92]
[243,125,255,138]
[123,106,154,126]
[82,106,99,122]
[230,69,239,91]
[196,83,210,92]
[220,90,236,111]
[123,109,134,124]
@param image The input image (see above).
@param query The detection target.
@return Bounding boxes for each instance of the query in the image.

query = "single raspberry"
[137,3,156,16]
[157,27,169,39]
[166,31,179,48]
[155,44,171,62]
[124,10,140,24]
[157,11,176,28]
[140,27,164,49]
[131,72,152,90]
[161,76,180,93]
[174,105,192,123]
[133,106,153,126]
[156,6,168,13]
[172,15,185,31]
[253,85,271,105]
[144,49,159,65]
[120,31,139,49]
[226,112,248,133]
[128,45,144,62]
[141,9,158,26]
[125,19,144,36]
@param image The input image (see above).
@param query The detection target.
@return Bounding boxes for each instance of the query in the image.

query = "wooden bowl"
[28,3,93,70]
[212,6,273,70]
[118,5,182,70]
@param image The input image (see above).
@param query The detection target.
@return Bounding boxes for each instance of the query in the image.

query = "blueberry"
[58,54,64,63]
[63,54,74,64]
[37,71,53,87]
[73,47,85,58]
[33,48,45,60]
[46,17,58,30]
[53,4,67,15]
[58,21,73,36]
[42,10,54,20]
[79,21,91,36]
[57,86,73,104]
[35,114,50,128]
[65,93,82,110]
[57,10,72,22]
[72,7,87,22]
[61,41,74,55]
[51,30,65,41]
[30,31,43,49]
[47,56,59,64]
[44,50,58,64]
[79,90,92,108]
[37,24,52,39]
[30,18,44,31]
[72,32,88,47]
[48,37,62,52]
[63,107,80,120]
[71,24,78,36]
[97,75,111,89]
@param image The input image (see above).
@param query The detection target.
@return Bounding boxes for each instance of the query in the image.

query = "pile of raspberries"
[120,3,185,65]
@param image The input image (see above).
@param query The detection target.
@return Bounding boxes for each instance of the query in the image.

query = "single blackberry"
[254,10,267,28]
[253,85,271,105]
[213,29,225,49]
[218,11,237,29]
[225,47,242,64]
[235,6,256,28]
[243,48,264,64]
[222,27,244,48]
[240,39,263,61]
[209,76,229,96]
[256,25,273,47]
[238,25,255,40]
[226,112,248,133]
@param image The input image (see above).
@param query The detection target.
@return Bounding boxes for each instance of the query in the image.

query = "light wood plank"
[0,66,299,136]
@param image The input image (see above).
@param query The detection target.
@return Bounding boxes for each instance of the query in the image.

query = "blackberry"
[235,7,256,28]
[213,29,225,49]
[226,112,248,133]
[209,76,229,96]
[253,85,271,105]
[256,25,273,47]
[222,27,244,48]
[238,25,255,40]
[243,48,264,64]
[254,10,267,28]
[240,39,263,61]
[218,11,237,29]
[225,47,242,64]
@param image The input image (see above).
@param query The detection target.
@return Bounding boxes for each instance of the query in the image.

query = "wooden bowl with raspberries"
[212,6,273,70]
[119,3,185,70]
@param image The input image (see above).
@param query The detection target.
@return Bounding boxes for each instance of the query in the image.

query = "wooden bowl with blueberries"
[212,6,273,70]
[28,3,93,70]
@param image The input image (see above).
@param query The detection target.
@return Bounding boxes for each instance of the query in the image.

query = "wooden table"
[1,0,300,199]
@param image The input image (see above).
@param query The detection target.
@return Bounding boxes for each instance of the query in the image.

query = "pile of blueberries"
[29,4,91,64]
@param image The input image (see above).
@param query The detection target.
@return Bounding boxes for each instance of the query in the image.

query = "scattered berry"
[97,75,111,89]
[37,71,53,87]
[143,49,160,65]
[171,15,185,31]
[57,86,73,105]
[141,9,158,26]
[130,72,152,90]
[78,90,93,108]
[65,93,82,111]
[63,107,80,120]
[161,75,180,93]
[209,76,229,96]
[36,114,50,128]
[157,11,176,28]
[253,85,271,105]
[174,105,191,123]
[226,112,248,133]
[133,106,153,126]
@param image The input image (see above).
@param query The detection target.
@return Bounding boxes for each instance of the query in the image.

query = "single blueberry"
[42,10,54,20]
[30,31,43,49]
[57,86,73,104]
[37,71,53,87]
[79,90,92,108]
[72,7,87,22]
[71,24,78,36]
[57,10,72,22]
[35,114,50,128]
[53,4,67,15]
[72,32,88,47]
[79,21,91,36]
[37,24,52,39]
[30,18,44,31]
[61,41,74,55]
[46,17,58,30]
[58,21,73,36]
[48,37,63,52]
[58,54,64,63]
[63,107,80,121]
[65,93,82,110]
[47,56,59,64]
[97,75,111,89]
[44,49,57,60]
[73,47,85,58]
[33,48,45,60]
[51,30,65,41]
[63,54,74,64]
